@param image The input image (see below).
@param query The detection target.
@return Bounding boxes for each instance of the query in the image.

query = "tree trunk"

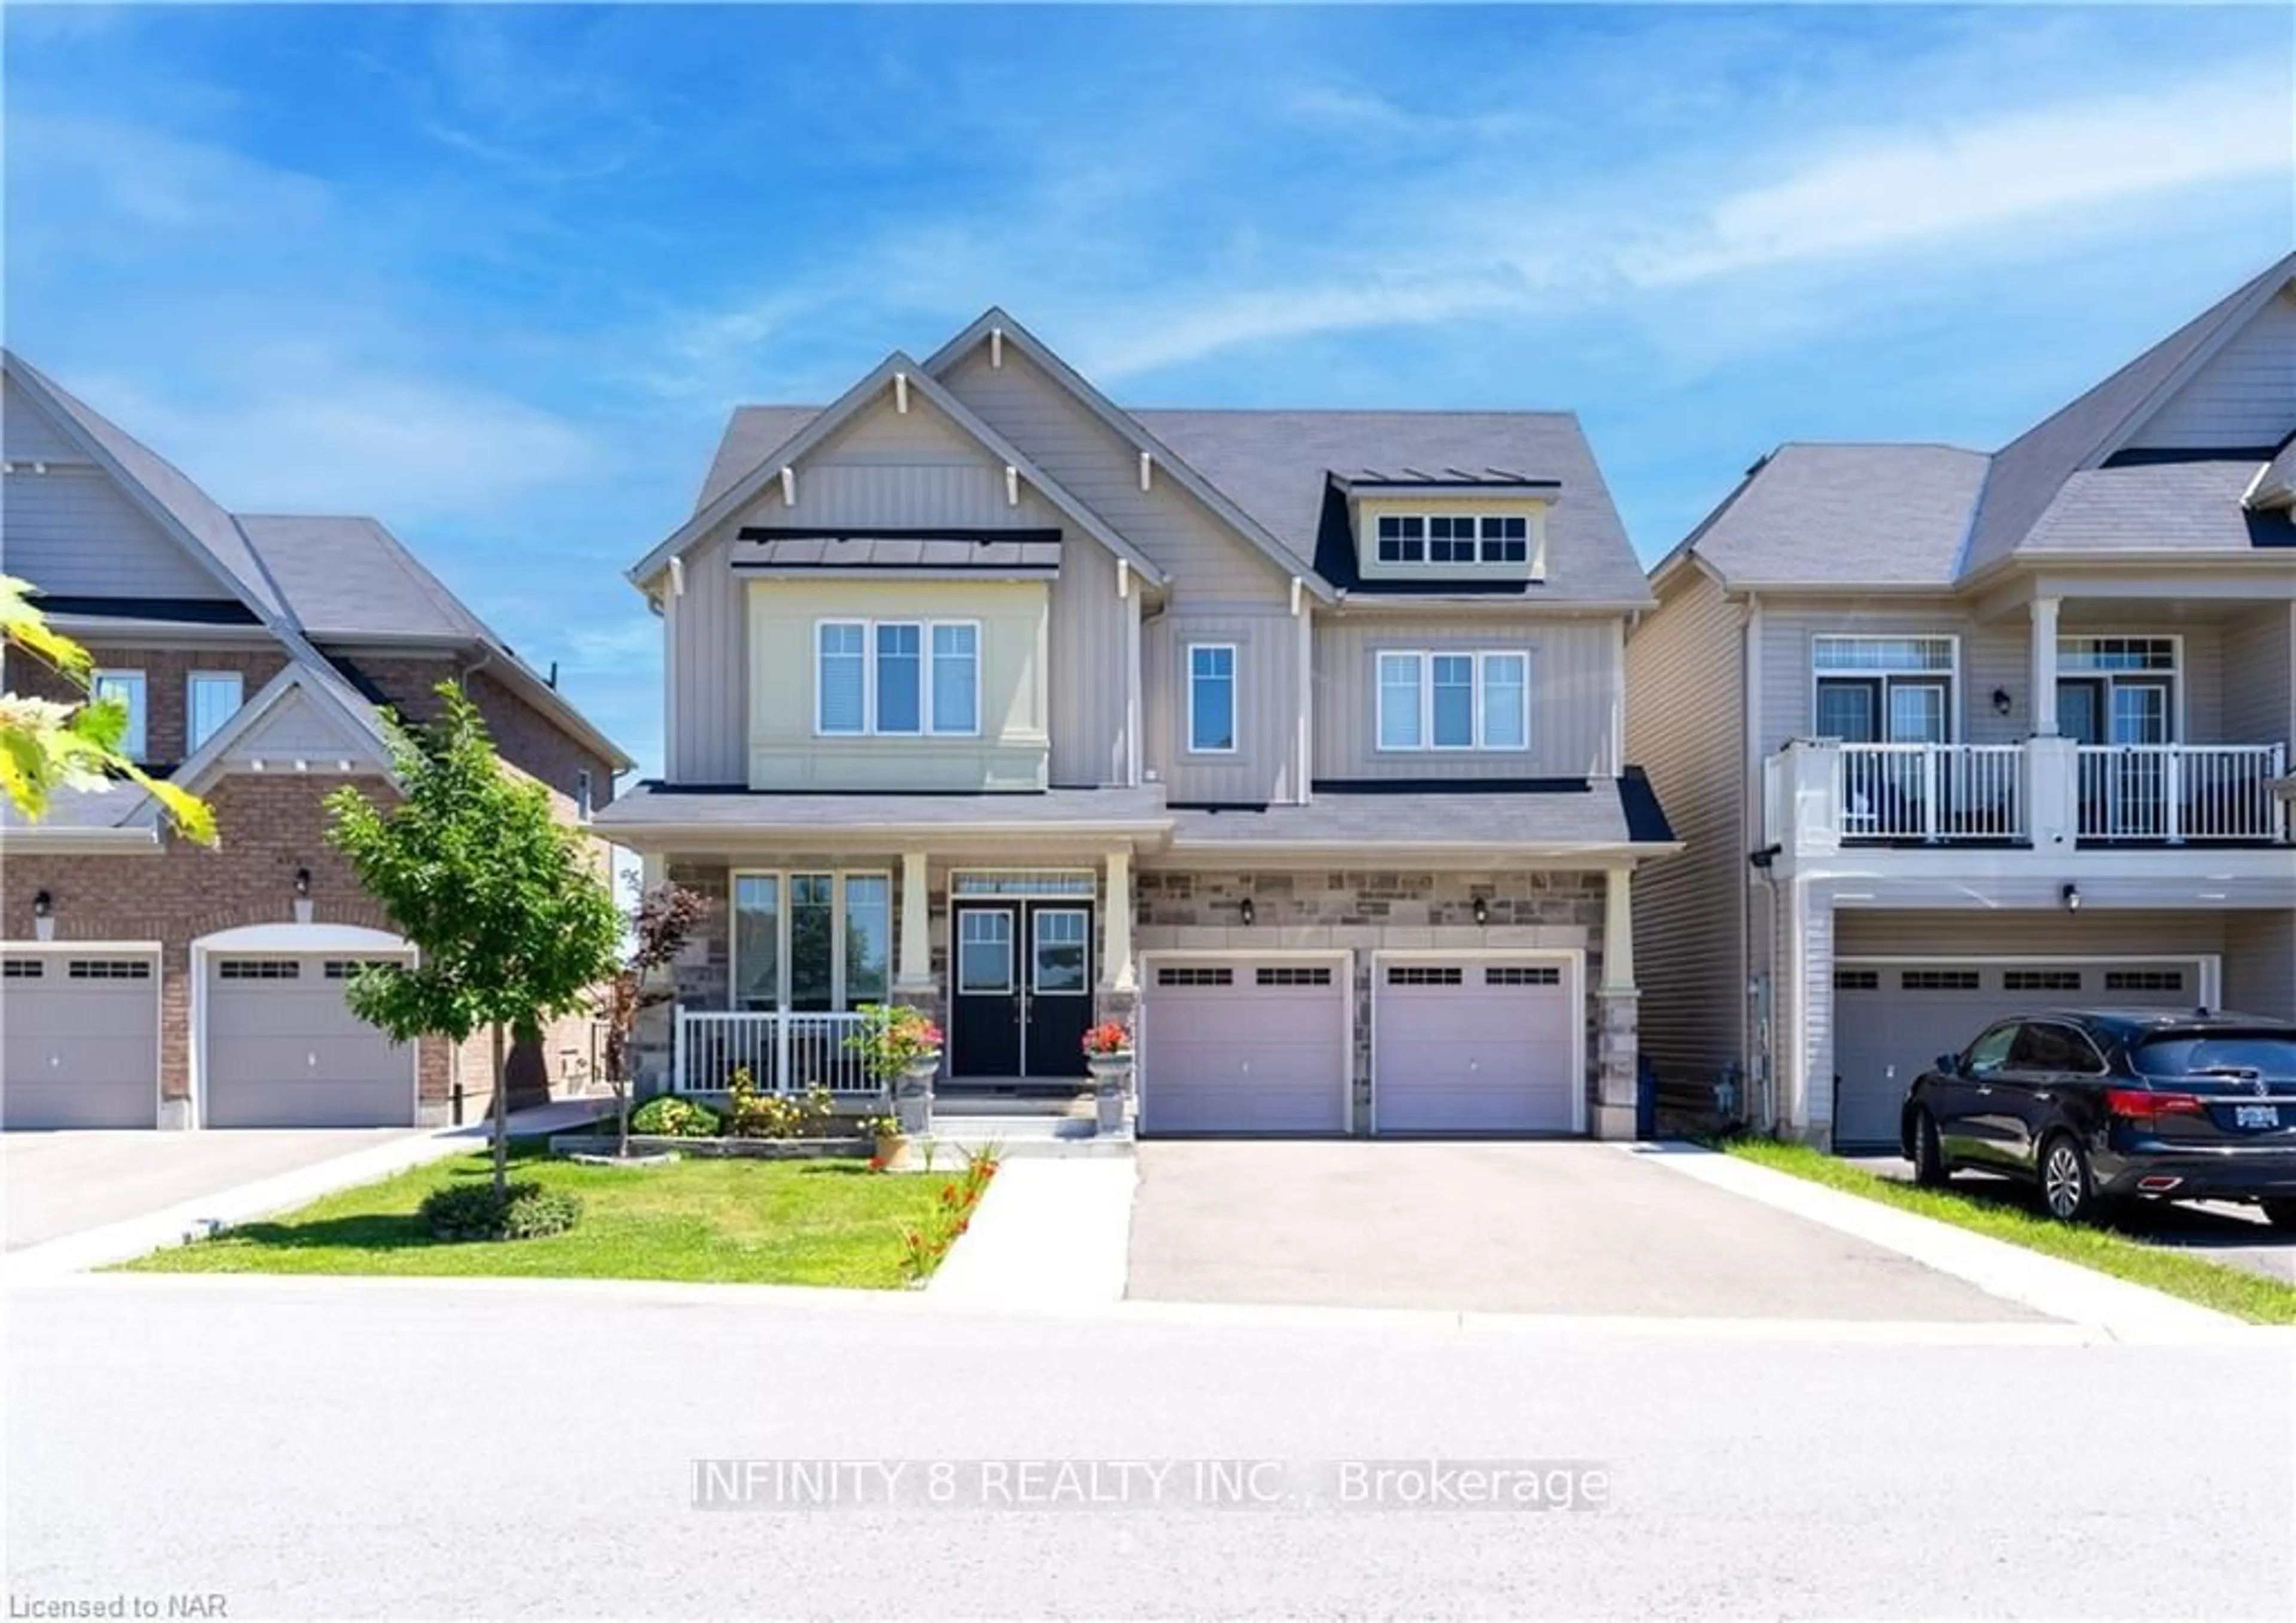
[490,1020,509,1197]
[615,1077,631,1159]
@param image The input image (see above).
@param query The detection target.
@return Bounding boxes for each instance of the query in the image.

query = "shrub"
[724,1071,837,1139]
[419,1181,582,1242]
[629,1095,722,1138]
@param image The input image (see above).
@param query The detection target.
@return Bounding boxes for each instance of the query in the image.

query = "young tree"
[1,576,213,842]
[326,682,619,1195]
[601,878,710,1157]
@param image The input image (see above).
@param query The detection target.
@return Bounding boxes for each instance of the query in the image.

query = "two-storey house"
[1,352,631,1130]
[600,312,1678,1137]
[1628,255,2296,1151]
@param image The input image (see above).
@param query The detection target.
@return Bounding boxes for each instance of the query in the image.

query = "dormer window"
[1354,491,1549,582]
[1375,514,1532,566]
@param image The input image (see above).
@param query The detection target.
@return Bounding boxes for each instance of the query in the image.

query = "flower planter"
[874,1132,912,1171]
[893,1050,941,1135]
[1085,1050,1134,1133]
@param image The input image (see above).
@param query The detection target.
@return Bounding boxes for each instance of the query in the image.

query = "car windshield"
[2130,1034,2296,1081]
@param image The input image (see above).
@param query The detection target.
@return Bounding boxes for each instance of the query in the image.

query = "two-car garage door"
[1831,958,2205,1149]
[1137,953,1581,1136]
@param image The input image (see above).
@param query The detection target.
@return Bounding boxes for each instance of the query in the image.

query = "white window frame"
[728,867,894,1012]
[811,618,984,739]
[93,668,148,761]
[1373,648,1532,754]
[1364,508,1546,577]
[2056,634,2184,744]
[1809,634,1960,742]
[1186,642,1238,755]
[185,670,243,753]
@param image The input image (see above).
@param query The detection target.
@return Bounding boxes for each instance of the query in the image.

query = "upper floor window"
[1375,514,1531,567]
[1187,644,1236,754]
[816,619,980,738]
[92,669,147,761]
[1810,635,1955,744]
[1376,650,1529,752]
[575,768,594,820]
[187,671,243,752]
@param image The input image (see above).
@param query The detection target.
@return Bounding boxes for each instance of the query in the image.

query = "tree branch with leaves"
[601,878,710,1157]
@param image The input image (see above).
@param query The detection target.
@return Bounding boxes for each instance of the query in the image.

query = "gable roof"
[1661,443,1992,590]
[921,310,1337,602]
[626,352,1166,591]
[1961,252,2296,576]
[1136,408,1651,605]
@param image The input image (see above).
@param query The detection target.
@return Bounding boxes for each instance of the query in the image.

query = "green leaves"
[325,681,619,1047]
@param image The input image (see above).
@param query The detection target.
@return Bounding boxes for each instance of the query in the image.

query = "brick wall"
[350,656,615,809]
[6,643,292,766]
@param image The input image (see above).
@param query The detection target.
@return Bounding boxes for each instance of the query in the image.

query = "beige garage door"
[1138,960,1349,1135]
[204,955,414,1128]
[1,952,158,1129]
[1831,959,2202,1150]
[1374,958,1578,1134]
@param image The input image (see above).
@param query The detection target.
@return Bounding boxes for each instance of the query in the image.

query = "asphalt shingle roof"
[2020,459,2294,554]
[1165,780,1669,850]
[236,514,495,641]
[1680,444,1990,588]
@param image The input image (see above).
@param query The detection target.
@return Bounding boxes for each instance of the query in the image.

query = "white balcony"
[671,1010,879,1096]
[2074,744,2290,843]
[1838,743,2026,843]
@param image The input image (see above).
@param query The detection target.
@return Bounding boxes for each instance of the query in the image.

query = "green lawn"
[1723,1138,2296,1326]
[117,1146,958,1289]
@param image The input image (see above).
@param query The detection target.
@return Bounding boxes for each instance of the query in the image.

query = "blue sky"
[7,4,2290,778]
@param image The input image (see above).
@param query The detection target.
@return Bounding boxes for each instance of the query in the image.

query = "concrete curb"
[1625,1141,2248,1342]
[1,1101,607,1281]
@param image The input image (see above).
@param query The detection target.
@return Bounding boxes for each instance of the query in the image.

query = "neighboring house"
[0,352,632,1130]
[600,311,1678,1137]
[1628,255,2296,1151]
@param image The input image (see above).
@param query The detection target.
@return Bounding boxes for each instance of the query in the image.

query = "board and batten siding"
[664,389,1118,785]
[1313,614,1619,781]
[2221,604,2295,748]
[1623,566,1746,1084]
[1145,607,1302,805]
[2225,912,2296,1021]
[2,467,230,601]
[939,347,1293,608]
[747,576,1049,792]
[2129,286,2296,451]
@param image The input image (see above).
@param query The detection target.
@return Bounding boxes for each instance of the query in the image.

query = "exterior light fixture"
[1473,896,1489,925]
[1992,688,2013,716]
[32,890,51,919]
[2061,883,2081,913]
[1239,897,1255,927]
[294,867,312,899]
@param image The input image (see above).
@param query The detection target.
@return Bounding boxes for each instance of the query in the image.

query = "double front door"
[949,900,1092,1080]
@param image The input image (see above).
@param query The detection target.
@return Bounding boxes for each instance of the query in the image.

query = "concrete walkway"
[2,1099,607,1280]
[927,1157,1137,1308]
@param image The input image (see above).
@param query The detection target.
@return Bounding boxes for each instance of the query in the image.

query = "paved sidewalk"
[927,1158,1137,1308]
[2,1099,606,1279]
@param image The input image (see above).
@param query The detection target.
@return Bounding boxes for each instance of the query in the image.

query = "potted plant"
[857,1112,909,1170]
[845,1002,944,1135]
[1082,1018,1133,1133]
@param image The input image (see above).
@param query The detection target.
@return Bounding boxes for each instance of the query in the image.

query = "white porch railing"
[2075,743,2290,843]
[672,1010,878,1096]
[1838,743,2026,843]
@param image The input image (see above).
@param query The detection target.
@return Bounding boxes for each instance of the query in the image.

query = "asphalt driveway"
[3,1128,425,1251]
[1127,1140,2045,1320]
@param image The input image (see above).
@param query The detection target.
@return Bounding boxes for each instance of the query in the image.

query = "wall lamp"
[1473,896,1490,926]
[294,866,312,899]
[32,890,52,919]
[1992,687,2014,717]
[1747,845,1782,872]
[2061,882,2081,913]
[1238,897,1255,927]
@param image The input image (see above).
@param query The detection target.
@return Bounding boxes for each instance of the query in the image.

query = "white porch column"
[2031,595,2061,736]
[1101,847,1135,991]
[1602,867,1635,992]
[895,849,932,990]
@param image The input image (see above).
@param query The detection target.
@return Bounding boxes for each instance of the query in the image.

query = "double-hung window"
[1188,644,1236,753]
[187,672,243,751]
[1376,650,1529,752]
[815,619,981,738]
[93,670,148,761]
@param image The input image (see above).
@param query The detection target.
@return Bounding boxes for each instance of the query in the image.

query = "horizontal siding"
[1314,614,1619,780]
[2,467,228,600]
[1146,606,1300,805]
[2224,912,2296,1020]
[941,347,1291,607]
[2130,287,2296,450]
[1623,567,1744,1083]
[1834,909,2230,959]
[2222,605,2294,747]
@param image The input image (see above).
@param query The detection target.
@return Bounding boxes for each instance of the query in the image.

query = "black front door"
[949,900,1092,1080]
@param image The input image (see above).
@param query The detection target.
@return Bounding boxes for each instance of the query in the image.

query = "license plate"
[2233,1105,2281,1130]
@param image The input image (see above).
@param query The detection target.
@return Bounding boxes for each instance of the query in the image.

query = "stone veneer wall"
[1133,868,1613,1133]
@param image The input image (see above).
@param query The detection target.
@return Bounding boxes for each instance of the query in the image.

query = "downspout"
[1742,591,1772,1134]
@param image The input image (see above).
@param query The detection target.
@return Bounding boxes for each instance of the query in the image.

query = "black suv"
[1900,1010,2296,1225]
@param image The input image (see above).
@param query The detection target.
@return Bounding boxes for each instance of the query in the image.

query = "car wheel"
[2261,1200,2296,1233]
[1910,1112,1951,1188]
[2039,1133,2098,1224]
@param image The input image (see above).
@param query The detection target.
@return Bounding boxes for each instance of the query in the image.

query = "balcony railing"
[2075,743,2289,843]
[1838,743,2026,843]
[671,1010,878,1096]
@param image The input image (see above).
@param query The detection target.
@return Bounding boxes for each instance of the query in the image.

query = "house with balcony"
[599,311,1679,1137]
[1628,254,2296,1151]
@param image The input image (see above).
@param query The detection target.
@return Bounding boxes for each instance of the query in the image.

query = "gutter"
[0,826,164,854]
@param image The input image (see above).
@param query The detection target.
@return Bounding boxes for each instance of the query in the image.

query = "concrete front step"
[922,1114,1134,1159]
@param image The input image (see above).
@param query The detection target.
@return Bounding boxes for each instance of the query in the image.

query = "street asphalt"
[5,1277,2288,1619]
[1127,1141,2045,1320]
